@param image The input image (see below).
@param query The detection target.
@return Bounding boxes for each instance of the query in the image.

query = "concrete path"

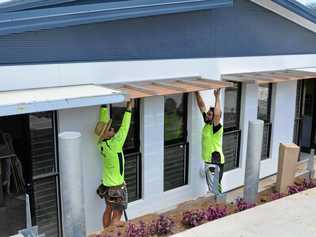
[172,188,316,237]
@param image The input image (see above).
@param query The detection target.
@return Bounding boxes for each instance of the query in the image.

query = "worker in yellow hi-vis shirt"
[195,89,225,193]
[95,99,133,228]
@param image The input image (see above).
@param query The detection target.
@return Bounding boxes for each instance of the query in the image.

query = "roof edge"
[273,0,316,24]
[251,0,316,33]
[0,0,233,36]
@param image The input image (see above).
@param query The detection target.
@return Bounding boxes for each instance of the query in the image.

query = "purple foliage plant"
[182,209,205,228]
[235,197,255,212]
[302,179,316,189]
[126,221,148,237]
[270,192,287,200]
[204,205,227,221]
[149,215,175,236]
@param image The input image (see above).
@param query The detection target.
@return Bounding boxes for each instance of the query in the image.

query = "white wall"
[188,93,207,196]
[260,81,297,178]
[40,55,313,234]
[58,106,105,233]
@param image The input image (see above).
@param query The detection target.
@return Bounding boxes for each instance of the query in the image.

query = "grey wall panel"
[0,0,315,64]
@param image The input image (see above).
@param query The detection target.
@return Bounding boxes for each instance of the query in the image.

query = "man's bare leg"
[111,210,123,226]
[103,204,112,228]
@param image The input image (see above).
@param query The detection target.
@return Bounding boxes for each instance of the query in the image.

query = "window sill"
[163,183,191,194]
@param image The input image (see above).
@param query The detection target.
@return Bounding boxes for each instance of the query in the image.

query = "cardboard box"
[276,143,300,194]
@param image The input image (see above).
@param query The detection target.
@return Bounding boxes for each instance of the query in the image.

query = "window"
[294,80,316,153]
[111,100,141,202]
[0,112,61,236]
[164,94,189,191]
[257,84,273,160]
[294,80,304,145]
[223,82,242,171]
[29,112,61,237]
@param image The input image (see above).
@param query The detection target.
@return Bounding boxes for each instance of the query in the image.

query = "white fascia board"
[0,54,316,92]
[0,84,126,116]
[295,67,316,73]
[251,0,316,33]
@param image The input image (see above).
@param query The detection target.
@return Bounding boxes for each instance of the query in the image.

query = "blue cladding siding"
[0,0,232,35]
[0,0,315,64]
[213,2,316,56]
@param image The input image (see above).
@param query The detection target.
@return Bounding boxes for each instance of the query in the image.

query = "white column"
[59,131,86,237]
[58,106,103,234]
[187,93,206,197]
[244,120,264,204]
[141,96,165,207]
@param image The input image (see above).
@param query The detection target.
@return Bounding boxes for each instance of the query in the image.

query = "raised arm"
[112,99,133,147]
[99,105,110,122]
[126,99,133,112]
[213,89,222,126]
[195,91,207,114]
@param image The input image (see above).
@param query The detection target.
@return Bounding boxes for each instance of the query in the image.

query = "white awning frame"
[0,84,126,116]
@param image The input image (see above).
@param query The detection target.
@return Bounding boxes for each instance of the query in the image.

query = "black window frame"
[293,80,316,153]
[28,111,62,237]
[110,100,142,202]
[294,80,304,146]
[110,100,141,154]
[257,83,273,160]
[223,82,242,171]
[163,93,189,191]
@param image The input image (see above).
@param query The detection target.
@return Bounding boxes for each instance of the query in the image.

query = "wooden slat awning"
[107,77,233,99]
[222,70,316,84]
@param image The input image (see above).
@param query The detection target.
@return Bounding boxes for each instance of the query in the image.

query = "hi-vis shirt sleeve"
[97,140,108,157]
[110,111,132,148]
[99,106,110,123]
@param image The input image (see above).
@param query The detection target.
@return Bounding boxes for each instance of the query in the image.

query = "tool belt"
[210,151,221,165]
[96,183,126,203]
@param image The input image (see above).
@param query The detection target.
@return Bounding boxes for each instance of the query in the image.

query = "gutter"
[0,0,233,36]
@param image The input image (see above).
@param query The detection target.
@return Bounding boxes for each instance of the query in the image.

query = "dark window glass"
[32,176,59,237]
[262,123,272,159]
[223,82,242,171]
[257,84,272,122]
[257,84,272,160]
[224,82,241,130]
[297,80,316,152]
[29,113,56,176]
[29,112,61,237]
[111,101,141,202]
[111,101,139,152]
[0,112,60,237]
[124,152,142,202]
[294,80,304,145]
[164,94,187,144]
[164,143,189,191]
[164,94,188,191]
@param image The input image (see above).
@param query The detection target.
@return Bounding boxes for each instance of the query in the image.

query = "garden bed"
[90,177,316,237]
